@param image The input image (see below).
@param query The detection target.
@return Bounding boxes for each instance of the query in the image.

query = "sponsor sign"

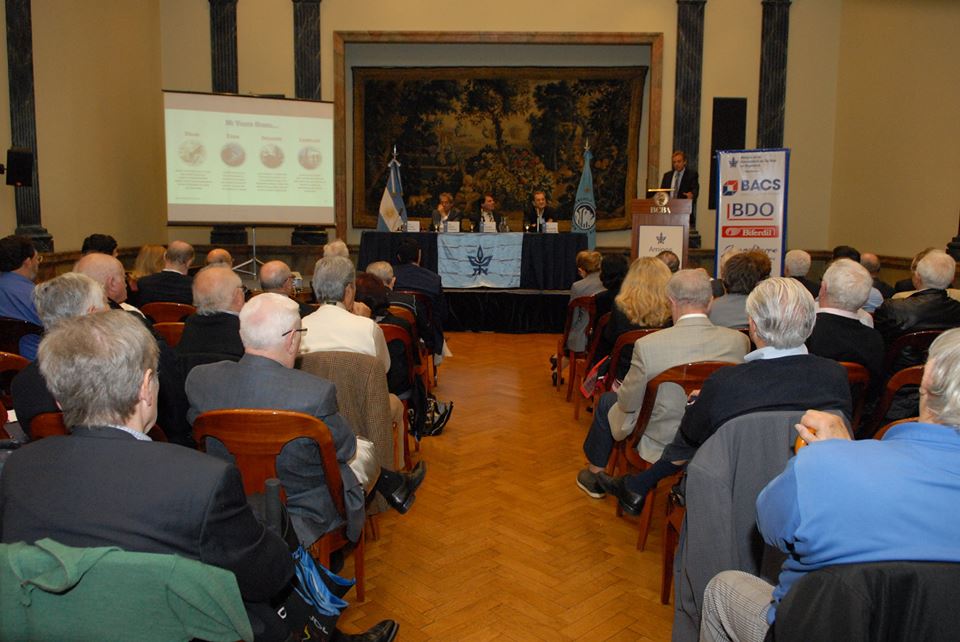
[715,149,789,276]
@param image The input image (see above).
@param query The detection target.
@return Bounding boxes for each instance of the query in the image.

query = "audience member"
[806,259,885,392]
[873,250,960,369]
[593,253,629,319]
[860,252,894,299]
[132,240,194,305]
[565,249,605,354]
[260,259,313,317]
[656,250,680,273]
[525,190,559,231]
[700,328,960,642]
[577,269,750,498]
[205,247,233,267]
[598,277,851,514]
[589,257,671,382]
[10,273,107,435]
[832,245,882,311]
[300,257,390,375]
[366,260,435,354]
[176,266,245,366]
[890,247,960,301]
[711,248,738,298]
[709,250,771,328]
[323,239,350,259]
[80,233,118,256]
[74,252,141,315]
[185,294,425,542]
[0,235,43,359]
[431,192,461,229]
[127,243,165,297]
[0,311,296,640]
[783,249,819,298]
[393,238,447,357]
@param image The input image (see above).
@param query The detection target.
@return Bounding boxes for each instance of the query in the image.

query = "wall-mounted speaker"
[5,148,33,187]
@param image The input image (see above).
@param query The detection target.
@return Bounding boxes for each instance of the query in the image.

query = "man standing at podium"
[661,150,699,202]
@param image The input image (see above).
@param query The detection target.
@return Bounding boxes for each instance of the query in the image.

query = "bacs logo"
[723,178,782,195]
[725,202,776,219]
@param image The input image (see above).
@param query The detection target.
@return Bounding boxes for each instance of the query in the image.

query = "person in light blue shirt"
[0,235,43,359]
[700,328,960,642]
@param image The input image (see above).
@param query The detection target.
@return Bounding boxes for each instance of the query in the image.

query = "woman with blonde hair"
[590,256,672,381]
[127,244,165,295]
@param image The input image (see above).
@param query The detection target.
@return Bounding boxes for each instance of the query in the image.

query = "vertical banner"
[572,147,597,249]
[715,149,789,276]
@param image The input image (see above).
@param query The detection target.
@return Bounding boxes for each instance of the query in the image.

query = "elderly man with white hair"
[74,251,143,316]
[259,259,313,317]
[598,278,852,516]
[873,249,960,361]
[176,265,246,363]
[700,328,960,642]
[806,258,885,389]
[783,249,819,298]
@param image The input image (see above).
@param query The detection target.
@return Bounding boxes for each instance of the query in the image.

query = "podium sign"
[629,194,692,264]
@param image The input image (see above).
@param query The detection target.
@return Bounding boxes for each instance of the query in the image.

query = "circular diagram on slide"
[178,140,206,166]
[221,142,246,167]
[260,144,285,169]
[298,146,323,170]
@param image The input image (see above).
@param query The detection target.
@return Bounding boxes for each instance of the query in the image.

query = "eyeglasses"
[281,327,308,338]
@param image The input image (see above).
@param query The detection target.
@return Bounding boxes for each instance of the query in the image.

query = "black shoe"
[333,620,399,642]
[376,461,426,514]
[596,472,646,516]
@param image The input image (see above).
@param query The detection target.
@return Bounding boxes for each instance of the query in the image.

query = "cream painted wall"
[830,0,960,256]
[159,0,210,93]
[0,1,14,235]
[29,1,165,251]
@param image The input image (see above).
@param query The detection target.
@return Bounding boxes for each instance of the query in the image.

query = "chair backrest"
[152,322,185,348]
[378,323,416,388]
[140,302,196,323]
[839,361,871,435]
[602,328,660,390]
[622,360,735,468]
[0,317,42,356]
[0,351,29,408]
[883,329,942,374]
[298,351,393,470]
[864,365,925,438]
[387,305,416,329]
[193,409,345,516]
[582,312,611,369]
[559,296,597,348]
[395,290,434,328]
[769,562,960,642]
[28,412,169,443]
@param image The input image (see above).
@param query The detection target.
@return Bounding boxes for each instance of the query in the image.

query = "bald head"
[260,260,293,294]
[165,241,195,273]
[239,293,302,368]
[193,266,244,314]
[206,248,233,268]
[366,261,396,289]
[74,252,128,304]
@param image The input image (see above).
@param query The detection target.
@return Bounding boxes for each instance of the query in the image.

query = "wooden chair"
[140,302,196,323]
[873,416,919,441]
[0,317,42,356]
[554,296,597,399]
[573,312,610,420]
[193,409,365,601]
[0,351,29,409]
[29,412,168,442]
[863,365,925,438]
[588,328,660,420]
[839,361,871,435]
[660,473,685,604]
[387,305,432,393]
[378,323,419,471]
[394,290,437,388]
[882,329,942,374]
[152,322,185,348]
[610,361,736,551]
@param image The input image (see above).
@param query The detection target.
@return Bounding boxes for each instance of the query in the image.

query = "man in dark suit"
[393,237,447,356]
[524,190,562,231]
[0,310,296,640]
[260,259,315,317]
[860,252,894,299]
[186,293,425,548]
[430,192,462,230]
[783,249,820,298]
[133,240,195,305]
[660,150,699,201]
[177,265,245,364]
[366,260,436,354]
[465,193,503,232]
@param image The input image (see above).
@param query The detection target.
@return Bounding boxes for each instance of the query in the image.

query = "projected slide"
[163,91,335,226]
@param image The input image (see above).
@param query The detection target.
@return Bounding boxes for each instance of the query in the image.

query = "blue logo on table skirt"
[468,245,493,276]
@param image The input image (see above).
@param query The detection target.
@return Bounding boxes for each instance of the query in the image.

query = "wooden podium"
[629,196,692,265]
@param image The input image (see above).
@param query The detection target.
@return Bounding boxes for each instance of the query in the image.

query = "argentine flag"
[377,154,408,232]
[572,147,597,249]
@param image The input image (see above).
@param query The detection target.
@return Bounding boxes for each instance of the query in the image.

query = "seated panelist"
[524,190,562,232]
[430,192,461,230]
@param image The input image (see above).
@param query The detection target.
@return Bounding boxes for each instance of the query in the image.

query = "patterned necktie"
[671,171,681,198]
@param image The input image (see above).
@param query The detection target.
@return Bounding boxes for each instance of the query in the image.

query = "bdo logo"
[722,180,738,196]
[725,202,775,219]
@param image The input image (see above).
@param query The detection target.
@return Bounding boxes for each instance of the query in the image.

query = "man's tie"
[671,171,681,199]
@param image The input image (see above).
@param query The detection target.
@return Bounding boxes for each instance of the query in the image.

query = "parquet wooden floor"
[339,332,674,641]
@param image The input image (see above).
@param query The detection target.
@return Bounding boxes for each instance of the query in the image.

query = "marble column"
[5,0,52,251]
[208,0,246,244]
[674,0,706,242]
[757,0,792,149]
[291,0,327,246]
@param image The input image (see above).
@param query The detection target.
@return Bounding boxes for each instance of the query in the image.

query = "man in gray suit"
[185,293,425,549]
[577,269,751,498]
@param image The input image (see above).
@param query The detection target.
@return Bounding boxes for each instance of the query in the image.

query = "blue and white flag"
[377,154,408,232]
[437,233,522,288]
[572,147,597,249]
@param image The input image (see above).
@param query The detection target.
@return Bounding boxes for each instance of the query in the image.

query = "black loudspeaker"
[707,98,747,210]
[5,148,33,187]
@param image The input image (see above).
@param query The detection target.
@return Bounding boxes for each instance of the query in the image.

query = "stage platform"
[446,288,568,334]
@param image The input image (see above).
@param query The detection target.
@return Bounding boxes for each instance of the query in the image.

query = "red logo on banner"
[722,227,779,238]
